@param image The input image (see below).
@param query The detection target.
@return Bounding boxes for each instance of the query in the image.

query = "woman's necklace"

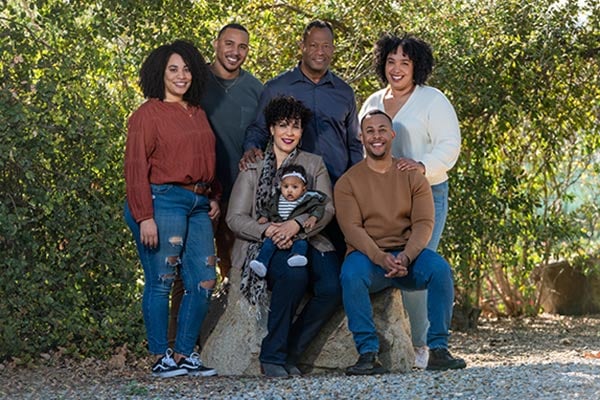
[213,73,241,93]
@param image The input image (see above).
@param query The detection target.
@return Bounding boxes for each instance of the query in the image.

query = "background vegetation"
[1,0,599,361]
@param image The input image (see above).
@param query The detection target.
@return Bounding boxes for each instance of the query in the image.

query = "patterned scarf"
[239,143,299,317]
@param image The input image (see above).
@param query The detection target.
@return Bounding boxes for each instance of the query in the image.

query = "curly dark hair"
[264,96,312,129]
[138,40,210,107]
[374,33,434,86]
[280,164,308,184]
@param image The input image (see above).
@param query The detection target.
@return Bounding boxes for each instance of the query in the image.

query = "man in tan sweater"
[334,110,466,374]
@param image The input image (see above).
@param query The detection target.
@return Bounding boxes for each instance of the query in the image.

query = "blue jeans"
[340,249,454,354]
[402,180,449,347]
[256,237,309,267]
[124,184,216,356]
[260,247,341,365]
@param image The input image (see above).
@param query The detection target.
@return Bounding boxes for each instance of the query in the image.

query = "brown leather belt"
[177,182,210,195]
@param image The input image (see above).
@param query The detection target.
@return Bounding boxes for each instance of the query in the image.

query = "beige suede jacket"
[226,151,335,270]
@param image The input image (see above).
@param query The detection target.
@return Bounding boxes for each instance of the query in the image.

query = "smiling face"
[270,118,303,158]
[280,175,307,201]
[385,46,415,92]
[300,27,334,81]
[360,113,396,160]
[163,53,191,102]
[213,27,249,76]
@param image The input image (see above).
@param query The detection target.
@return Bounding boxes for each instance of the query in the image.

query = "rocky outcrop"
[200,270,414,375]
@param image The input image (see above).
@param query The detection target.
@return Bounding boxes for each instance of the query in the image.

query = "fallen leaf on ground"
[582,351,600,359]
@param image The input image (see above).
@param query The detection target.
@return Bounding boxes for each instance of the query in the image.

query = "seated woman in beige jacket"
[227,95,341,378]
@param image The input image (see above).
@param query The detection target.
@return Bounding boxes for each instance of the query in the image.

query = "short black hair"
[374,33,434,86]
[280,164,308,184]
[302,20,334,42]
[264,96,312,129]
[360,109,393,129]
[138,40,210,107]
[217,23,249,38]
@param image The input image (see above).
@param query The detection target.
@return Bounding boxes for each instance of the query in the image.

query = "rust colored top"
[125,98,219,222]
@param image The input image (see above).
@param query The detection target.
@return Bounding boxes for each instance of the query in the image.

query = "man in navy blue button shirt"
[241,20,362,184]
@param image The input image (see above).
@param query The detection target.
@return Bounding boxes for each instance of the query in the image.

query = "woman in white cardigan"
[359,33,461,370]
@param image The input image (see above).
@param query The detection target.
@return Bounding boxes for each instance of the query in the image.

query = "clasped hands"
[382,252,410,278]
[264,220,300,249]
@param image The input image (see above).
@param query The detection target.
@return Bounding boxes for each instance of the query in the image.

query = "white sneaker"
[287,254,307,267]
[249,260,267,277]
[413,346,429,369]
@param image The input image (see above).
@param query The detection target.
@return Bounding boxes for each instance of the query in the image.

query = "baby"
[249,164,327,278]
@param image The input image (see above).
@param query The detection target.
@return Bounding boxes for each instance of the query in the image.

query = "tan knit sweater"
[334,159,434,266]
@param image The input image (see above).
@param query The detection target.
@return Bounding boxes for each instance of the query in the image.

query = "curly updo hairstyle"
[264,96,312,129]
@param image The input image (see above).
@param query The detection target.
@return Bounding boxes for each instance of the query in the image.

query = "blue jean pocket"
[151,183,174,195]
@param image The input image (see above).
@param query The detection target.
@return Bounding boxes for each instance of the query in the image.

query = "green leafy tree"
[1,0,598,359]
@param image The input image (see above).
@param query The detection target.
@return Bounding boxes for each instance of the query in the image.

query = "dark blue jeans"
[259,246,341,365]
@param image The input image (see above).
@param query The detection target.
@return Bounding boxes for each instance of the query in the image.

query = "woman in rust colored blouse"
[124,40,219,378]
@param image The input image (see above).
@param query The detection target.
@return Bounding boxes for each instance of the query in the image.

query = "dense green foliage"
[1,0,599,360]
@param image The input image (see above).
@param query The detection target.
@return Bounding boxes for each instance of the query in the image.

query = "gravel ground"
[1,314,599,399]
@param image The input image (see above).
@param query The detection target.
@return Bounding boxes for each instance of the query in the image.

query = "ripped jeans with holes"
[124,183,216,356]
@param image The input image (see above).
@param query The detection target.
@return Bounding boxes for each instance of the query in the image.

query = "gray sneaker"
[284,363,302,376]
[261,362,289,378]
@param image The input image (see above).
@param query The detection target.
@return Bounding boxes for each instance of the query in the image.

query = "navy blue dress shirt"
[243,64,363,183]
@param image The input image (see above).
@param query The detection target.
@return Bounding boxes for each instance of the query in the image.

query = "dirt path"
[1,314,599,399]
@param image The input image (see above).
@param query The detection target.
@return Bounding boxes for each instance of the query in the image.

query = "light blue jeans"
[341,249,454,353]
[124,184,216,356]
[402,180,449,347]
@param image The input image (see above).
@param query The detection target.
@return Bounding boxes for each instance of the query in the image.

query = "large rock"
[199,271,267,375]
[536,260,600,315]
[200,270,414,375]
[299,286,414,372]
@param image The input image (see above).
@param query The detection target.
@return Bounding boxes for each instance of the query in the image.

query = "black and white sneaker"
[152,348,187,378]
[177,352,217,377]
